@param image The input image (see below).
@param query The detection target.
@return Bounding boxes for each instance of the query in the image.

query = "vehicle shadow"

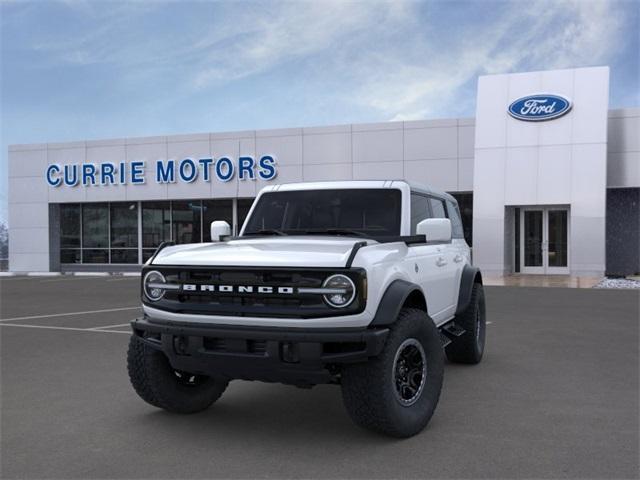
[125,368,472,461]
[132,380,432,445]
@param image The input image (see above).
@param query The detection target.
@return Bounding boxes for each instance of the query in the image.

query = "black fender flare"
[455,265,483,316]
[370,279,427,327]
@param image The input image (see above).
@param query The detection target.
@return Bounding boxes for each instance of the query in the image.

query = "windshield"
[242,189,402,238]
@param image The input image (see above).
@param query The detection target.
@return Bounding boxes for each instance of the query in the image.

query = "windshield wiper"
[244,229,287,236]
[304,228,369,238]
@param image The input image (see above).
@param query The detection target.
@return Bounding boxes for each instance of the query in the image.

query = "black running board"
[439,322,466,347]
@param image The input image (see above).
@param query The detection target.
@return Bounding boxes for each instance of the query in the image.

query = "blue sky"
[1,0,638,224]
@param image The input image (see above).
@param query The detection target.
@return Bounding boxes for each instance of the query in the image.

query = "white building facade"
[8,66,640,276]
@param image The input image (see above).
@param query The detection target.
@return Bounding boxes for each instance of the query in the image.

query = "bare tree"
[0,221,8,260]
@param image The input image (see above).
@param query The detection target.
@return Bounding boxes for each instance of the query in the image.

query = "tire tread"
[445,283,485,364]
[127,336,228,413]
[341,308,444,437]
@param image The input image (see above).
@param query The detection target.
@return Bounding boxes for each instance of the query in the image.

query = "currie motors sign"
[45,155,277,187]
[508,94,572,122]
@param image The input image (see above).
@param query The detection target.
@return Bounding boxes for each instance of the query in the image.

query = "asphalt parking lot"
[1,276,638,479]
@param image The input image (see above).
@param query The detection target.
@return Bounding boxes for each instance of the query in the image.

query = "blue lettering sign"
[82,164,96,186]
[46,155,277,187]
[179,158,198,183]
[215,157,234,182]
[101,162,116,185]
[64,164,78,186]
[258,155,277,180]
[156,159,175,183]
[119,161,127,184]
[238,156,255,180]
[130,161,145,184]
[46,164,61,187]
[199,158,213,182]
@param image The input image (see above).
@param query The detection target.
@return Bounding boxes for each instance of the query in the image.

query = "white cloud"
[15,0,630,121]
[22,0,417,100]
[349,0,626,120]
[190,1,413,89]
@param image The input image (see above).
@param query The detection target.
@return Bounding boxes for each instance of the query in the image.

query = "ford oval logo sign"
[508,94,572,121]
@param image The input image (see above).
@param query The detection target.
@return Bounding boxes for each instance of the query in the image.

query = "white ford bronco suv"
[128,180,486,437]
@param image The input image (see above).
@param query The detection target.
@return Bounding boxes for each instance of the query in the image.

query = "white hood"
[151,236,368,268]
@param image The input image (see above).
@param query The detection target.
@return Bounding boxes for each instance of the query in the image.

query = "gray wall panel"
[48,204,60,272]
[606,109,640,188]
[606,188,640,276]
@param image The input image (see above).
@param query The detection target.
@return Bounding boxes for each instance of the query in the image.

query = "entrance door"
[520,208,569,274]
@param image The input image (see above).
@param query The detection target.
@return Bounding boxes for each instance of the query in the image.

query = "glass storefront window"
[523,210,544,267]
[111,203,138,248]
[172,200,202,244]
[59,199,251,264]
[82,204,109,248]
[548,210,568,267]
[514,208,521,273]
[142,201,171,248]
[202,199,233,241]
[82,249,109,264]
[60,249,81,264]
[60,204,81,248]
[111,249,139,264]
[60,204,81,264]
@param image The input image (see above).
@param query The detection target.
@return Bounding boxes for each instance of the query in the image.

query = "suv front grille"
[142,266,366,319]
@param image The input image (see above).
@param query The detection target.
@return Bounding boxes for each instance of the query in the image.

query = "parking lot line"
[39,276,118,283]
[0,323,130,334]
[0,306,140,323]
[89,322,132,330]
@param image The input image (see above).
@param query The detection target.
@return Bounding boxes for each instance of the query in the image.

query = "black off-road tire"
[445,282,486,364]
[127,336,229,414]
[341,308,444,438]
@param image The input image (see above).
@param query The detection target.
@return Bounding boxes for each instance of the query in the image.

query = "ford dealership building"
[7,66,640,277]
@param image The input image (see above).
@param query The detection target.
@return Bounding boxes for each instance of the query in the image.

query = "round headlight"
[143,270,166,302]
[322,274,356,308]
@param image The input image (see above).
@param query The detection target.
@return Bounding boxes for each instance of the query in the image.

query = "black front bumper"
[131,317,389,386]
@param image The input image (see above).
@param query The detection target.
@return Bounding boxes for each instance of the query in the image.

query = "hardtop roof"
[262,180,456,203]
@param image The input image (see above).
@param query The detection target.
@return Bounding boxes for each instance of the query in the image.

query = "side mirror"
[416,218,452,243]
[210,220,231,242]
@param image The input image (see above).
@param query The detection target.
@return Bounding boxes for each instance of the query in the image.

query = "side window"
[446,200,464,238]
[410,194,430,234]
[428,197,447,219]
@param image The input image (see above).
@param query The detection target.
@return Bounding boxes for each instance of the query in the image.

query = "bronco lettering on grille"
[182,284,295,294]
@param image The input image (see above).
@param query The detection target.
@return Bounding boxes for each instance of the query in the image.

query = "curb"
[71,272,110,277]
[1,271,141,277]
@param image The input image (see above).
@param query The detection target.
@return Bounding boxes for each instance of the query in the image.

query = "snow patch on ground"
[593,278,640,289]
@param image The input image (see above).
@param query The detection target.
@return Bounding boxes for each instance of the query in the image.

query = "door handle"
[436,257,447,267]
[454,254,464,263]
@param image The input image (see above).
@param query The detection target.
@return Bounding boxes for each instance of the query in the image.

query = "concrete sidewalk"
[483,274,602,288]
